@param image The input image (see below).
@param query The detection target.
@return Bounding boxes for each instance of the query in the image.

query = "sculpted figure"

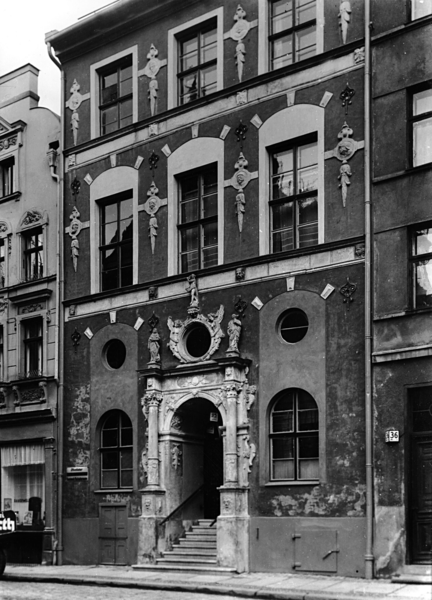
[148,78,158,116]
[338,1,351,44]
[71,112,79,146]
[186,274,199,307]
[148,327,161,363]
[227,313,242,353]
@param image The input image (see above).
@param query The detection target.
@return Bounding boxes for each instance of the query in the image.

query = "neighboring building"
[371,0,432,580]
[46,0,369,576]
[0,64,60,563]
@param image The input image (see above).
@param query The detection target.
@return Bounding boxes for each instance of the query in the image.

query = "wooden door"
[99,505,128,565]
[203,435,223,519]
[410,436,432,562]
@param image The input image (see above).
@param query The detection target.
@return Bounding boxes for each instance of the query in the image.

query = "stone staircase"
[133,519,236,574]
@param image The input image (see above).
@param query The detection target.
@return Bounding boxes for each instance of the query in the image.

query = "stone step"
[165,550,217,559]
[157,557,218,565]
[133,564,236,575]
[184,534,216,542]
[190,526,217,533]
[175,541,217,549]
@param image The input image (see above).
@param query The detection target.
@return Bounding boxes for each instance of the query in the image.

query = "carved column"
[144,391,162,487]
[224,384,241,484]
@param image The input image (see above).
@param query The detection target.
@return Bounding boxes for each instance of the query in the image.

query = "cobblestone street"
[0,581,235,600]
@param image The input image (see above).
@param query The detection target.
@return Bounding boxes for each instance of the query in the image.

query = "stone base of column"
[217,486,249,572]
[137,488,166,564]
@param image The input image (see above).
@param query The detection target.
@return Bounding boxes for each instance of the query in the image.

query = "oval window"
[185,324,211,359]
[279,309,309,343]
[104,339,127,369]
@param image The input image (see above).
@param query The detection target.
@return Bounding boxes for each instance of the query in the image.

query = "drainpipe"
[364,0,374,580]
[46,41,65,567]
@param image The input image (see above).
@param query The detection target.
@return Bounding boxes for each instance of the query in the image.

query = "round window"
[185,324,211,359]
[104,339,127,369]
[279,309,309,343]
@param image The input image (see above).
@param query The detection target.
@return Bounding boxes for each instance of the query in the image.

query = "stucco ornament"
[0,299,8,314]
[66,80,84,147]
[171,443,182,471]
[143,182,163,254]
[141,390,163,420]
[338,1,351,44]
[339,277,357,310]
[143,45,162,116]
[229,5,250,82]
[239,434,256,474]
[227,313,242,355]
[228,152,252,233]
[0,223,8,234]
[68,206,83,272]
[186,273,199,314]
[21,210,43,227]
[354,47,365,64]
[338,161,352,207]
[167,303,225,364]
[328,122,362,207]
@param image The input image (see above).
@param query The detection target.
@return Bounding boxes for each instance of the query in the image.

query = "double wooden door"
[99,505,128,565]
[410,435,432,563]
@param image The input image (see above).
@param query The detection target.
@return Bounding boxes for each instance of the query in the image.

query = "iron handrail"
[158,484,204,527]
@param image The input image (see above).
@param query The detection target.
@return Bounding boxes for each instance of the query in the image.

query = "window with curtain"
[1,445,45,520]
[100,411,133,489]
[412,87,432,167]
[22,317,43,378]
[411,222,432,309]
[270,388,319,481]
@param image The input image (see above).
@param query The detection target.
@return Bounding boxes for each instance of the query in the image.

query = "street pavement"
[3,564,431,600]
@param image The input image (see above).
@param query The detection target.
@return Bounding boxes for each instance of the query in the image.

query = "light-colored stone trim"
[373,344,432,363]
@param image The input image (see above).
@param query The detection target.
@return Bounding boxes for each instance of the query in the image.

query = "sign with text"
[0,511,16,533]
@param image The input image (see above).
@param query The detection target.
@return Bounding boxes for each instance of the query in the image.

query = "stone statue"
[148,327,161,363]
[235,190,246,233]
[227,313,242,354]
[71,111,79,146]
[149,213,158,254]
[71,237,79,272]
[338,1,351,44]
[148,78,158,117]
[235,40,246,82]
[186,274,199,307]
[338,161,352,207]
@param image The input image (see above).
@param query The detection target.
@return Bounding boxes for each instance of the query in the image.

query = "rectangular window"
[99,57,133,135]
[411,223,432,309]
[177,20,217,105]
[0,326,3,382]
[270,136,318,253]
[23,227,43,282]
[412,0,432,19]
[100,192,133,291]
[23,318,43,378]
[269,0,316,70]
[412,87,432,167]
[178,165,218,273]
[0,157,14,198]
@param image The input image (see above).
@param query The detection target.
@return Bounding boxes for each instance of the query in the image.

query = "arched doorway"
[169,397,223,520]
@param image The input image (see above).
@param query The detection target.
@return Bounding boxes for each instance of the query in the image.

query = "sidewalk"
[3,564,431,600]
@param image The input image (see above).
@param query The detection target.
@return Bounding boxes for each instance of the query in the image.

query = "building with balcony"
[0,64,60,563]
[47,0,371,576]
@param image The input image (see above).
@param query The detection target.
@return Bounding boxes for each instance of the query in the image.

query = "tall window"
[412,87,432,167]
[23,318,43,378]
[0,238,5,287]
[269,0,316,70]
[0,326,3,382]
[411,223,432,309]
[100,411,133,489]
[23,228,43,281]
[1,445,45,520]
[270,136,318,252]
[99,57,133,135]
[412,0,432,20]
[178,21,217,105]
[0,158,14,198]
[270,389,319,481]
[100,192,133,291]
[178,165,218,273]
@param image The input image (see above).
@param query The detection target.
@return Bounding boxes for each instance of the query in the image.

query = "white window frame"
[167,7,224,111]
[412,0,432,20]
[17,212,49,284]
[259,104,324,256]
[90,46,138,140]
[0,223,10,289]
[167,137,224,276]
[258,0,324,75]
[89,166,139,294]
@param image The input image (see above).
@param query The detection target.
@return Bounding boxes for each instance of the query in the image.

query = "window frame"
[99,56,133,136]
[90,46,138,140]
[269,134,318,253]
[100,411,133,490]
[0,325,4,382]
[410,221,432,310]
[99,190,134,292]
[167,8,224,110]
[269,388,319,483]
[0,157,14,199]
[177,163,218,273]
[22,317,43,379]
[410,84,432,168]
[23,226,44,283]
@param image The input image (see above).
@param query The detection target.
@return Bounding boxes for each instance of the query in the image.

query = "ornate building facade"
[0,64,60,563]
[46,0,429,581]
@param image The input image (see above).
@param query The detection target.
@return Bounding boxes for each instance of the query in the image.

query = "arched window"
[100,411,133,489]
[270,388,318,482]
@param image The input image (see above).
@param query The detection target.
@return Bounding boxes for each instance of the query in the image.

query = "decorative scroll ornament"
[229,5,250,82]
[339,277,357,310]
[144,182,161,254]
[328,122,362,207]
[141,390,163,420]
[71,328,81,352]
[0,223,7,233]
[167,304,225,364]
[71,177,81,198]
[239,434,256,474]
[0,299,8,314]
[66,80,83,147]
[171,443,183,471]
[228,152,252,233]
[354,47,365,64]
[22,210,42,227]
[0,136,17,152]
[143,44,162,117]
[340,82,355,115]
[68,207,83,272]
[338,1,351,44]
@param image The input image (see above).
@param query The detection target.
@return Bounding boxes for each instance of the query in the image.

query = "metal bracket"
[323,548,340,560]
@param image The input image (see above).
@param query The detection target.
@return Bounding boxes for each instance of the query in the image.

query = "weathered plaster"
[374,506,405,578]
[68,385,90,464]
[271,484,366,517]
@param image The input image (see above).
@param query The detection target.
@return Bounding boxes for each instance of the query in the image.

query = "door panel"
[99,505,128,565]
[411,436,432,563]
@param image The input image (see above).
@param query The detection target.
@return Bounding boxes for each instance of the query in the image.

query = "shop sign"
[0,512,16,532]
[66,466,88,479]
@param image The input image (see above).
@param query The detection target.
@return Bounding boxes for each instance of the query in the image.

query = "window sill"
[373,161,432,184]
[0,191,21,205]
[93,488,134,494]
[265,480,319,487]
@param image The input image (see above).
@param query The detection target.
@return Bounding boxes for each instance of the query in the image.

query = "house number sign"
[385,430,400,443]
